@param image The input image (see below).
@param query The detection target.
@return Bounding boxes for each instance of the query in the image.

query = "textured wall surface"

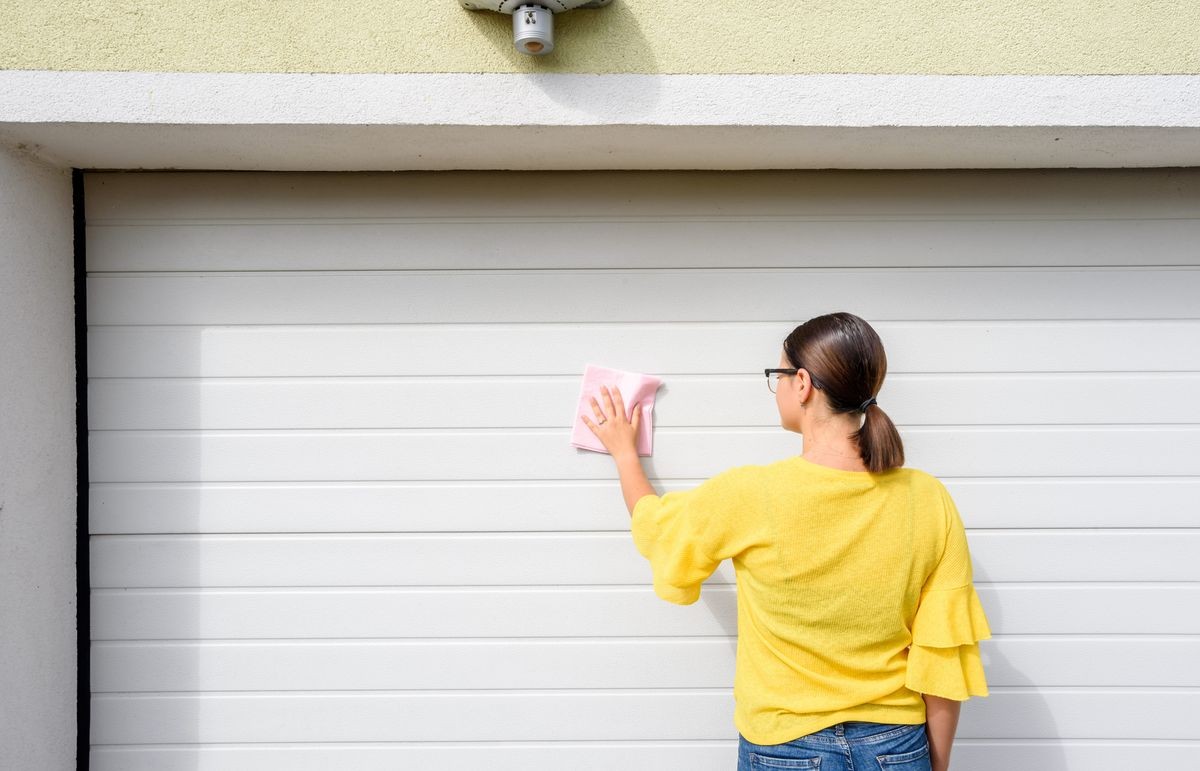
[1,0,1197,75]
[0,145,76,771]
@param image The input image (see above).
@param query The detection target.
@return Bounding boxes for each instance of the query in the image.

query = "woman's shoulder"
[900,465,947,488]
[895,465,956,502]
[706,461,769,486]
[897,467,963,536]
[693,461,779,498]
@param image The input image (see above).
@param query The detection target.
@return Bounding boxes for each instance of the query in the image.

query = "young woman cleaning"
[581,311,990,771]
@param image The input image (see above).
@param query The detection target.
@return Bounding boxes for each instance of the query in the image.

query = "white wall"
[0,143,76,770]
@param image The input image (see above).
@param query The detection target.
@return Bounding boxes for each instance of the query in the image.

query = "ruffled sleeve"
[905,485,992,700]
[630,466,754,606]
[906,583,991,699]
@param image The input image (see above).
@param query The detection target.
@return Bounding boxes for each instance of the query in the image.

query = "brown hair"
[783,312,905,473]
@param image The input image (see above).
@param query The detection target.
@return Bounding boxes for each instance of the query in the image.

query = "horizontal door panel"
[86,321,1200,377]
[85,219,1200,272]
[89,531,1200,588]
[954,742,1200,771]
[86,268,1200,324]
[88,426,1200,482]
[87,477,1200,534]
[90,742,740,771]
[88,690,1200,744]
[84,170,1200,223]
[91,637,1199,693]
[88,741,1200,771]
[90,585,1200,640]
[87,373,1200,430]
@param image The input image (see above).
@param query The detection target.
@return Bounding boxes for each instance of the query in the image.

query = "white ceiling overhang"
[1,71,1198,170]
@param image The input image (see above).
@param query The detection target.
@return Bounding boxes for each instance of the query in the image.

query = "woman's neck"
[800,420,867,471]
[802,445,869,472]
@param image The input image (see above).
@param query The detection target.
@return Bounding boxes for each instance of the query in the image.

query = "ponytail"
[854,401,905,473]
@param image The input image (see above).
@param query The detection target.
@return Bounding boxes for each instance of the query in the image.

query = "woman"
[581,312,990,771]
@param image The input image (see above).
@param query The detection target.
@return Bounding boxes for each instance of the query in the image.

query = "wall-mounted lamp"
[459,0,615,56]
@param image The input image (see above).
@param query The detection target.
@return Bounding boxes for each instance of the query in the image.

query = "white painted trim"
[1,71,1198,169]
[1,70,1198,127]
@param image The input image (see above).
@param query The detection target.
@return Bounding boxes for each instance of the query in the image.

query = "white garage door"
[86,170,1200,770]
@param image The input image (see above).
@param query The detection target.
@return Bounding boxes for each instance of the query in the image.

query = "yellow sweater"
[630,454,991,746]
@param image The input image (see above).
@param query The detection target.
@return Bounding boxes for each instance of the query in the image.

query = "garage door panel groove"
[88,531,1200,587]
[85,741,1200,771]
[86,373,1200,429]
[89,585,1200,639]
[86,477,1200,533]
[82,170,1200,222]
[86,690,1200,744]
[88,637,1200,692]
[86,320,1200,377]
[85,267,1200,324]
[88,426,1200,481]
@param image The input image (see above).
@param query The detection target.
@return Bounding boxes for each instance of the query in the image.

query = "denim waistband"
[778,721,925,746]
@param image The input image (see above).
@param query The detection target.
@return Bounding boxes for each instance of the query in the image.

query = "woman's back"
[630,455,990,746]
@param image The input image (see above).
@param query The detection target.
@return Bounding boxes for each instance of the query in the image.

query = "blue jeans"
[738,721,931,771]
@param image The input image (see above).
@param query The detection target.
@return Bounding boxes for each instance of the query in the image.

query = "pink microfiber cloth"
[570,363,663,456]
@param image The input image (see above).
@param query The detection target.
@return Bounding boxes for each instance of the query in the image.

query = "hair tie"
[858,396,877,412]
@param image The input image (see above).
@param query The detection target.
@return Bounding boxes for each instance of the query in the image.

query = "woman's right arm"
[923,693,961,771]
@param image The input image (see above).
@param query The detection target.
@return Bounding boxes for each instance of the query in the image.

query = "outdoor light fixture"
[459,0,615,56]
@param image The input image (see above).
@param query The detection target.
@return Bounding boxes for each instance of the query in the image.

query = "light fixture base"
[459,0,615,57]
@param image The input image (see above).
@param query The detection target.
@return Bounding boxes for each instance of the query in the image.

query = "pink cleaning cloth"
[570,363,663,456]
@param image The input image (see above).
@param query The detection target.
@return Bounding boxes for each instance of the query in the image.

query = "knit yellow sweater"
[630,454,991,745]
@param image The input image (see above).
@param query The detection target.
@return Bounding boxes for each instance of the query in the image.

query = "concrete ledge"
[2,71,1199,169]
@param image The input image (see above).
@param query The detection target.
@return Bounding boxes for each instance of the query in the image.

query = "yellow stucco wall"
[1,1,1197,75]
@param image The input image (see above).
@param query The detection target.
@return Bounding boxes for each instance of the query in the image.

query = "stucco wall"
[0,144,76,771]
[1,0,1197,75]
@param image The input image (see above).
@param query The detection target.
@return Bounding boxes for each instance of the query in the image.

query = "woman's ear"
[794,369,811,403]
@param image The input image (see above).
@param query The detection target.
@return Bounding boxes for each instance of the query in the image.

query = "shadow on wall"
[457,1,659,82]
[636,426,743,671]
[683,529,1073,769]
[961,559,1067,770]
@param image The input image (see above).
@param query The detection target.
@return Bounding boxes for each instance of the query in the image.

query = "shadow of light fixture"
[459,0,615,56]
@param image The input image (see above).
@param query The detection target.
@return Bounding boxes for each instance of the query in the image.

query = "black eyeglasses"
[764,367,825,394]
